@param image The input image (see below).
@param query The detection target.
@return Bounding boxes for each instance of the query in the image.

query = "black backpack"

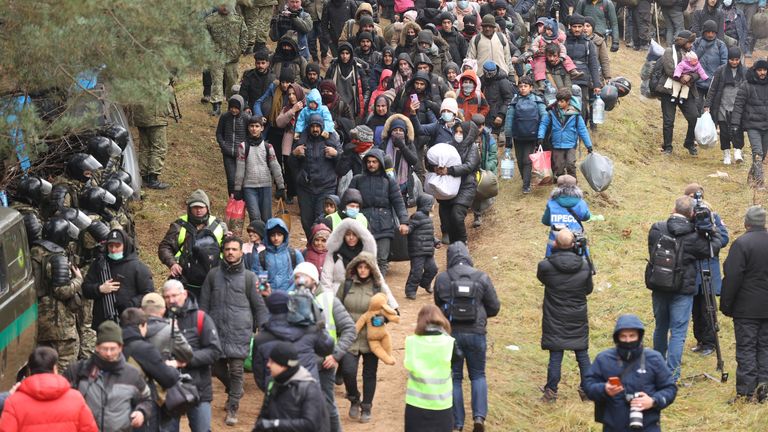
[645,222,684,292]
[512,96,542,140]
[180,221,222,287]
[445,272,481,323]
[257,249,299,270]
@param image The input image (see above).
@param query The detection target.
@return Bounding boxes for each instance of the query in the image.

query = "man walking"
[731,59,768,189]
[205,2,248,116]
[134,85,172,190]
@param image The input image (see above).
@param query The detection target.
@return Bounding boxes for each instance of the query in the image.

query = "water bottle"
[592,95,605,124]
[544,81,557,106]
[501,149,515,180]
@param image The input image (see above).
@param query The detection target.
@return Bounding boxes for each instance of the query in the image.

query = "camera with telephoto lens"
[692,191,714,233]
[625,392,644,430]
[573,232,588,256]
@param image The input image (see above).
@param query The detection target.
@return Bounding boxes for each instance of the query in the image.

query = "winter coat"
[456,70,491,119]
[574,0,619,40]
[252,217,306,292]
[411,111,454,146]
[340,3,385,43]
[658,43,701,98]
[541,192,592,256]
[122,325,180,390]
[289,128,341,193]
[583,315,677,432]
[316,287,358,361]
[645,215,722,296]
[538,105,594,150]
[295,89,336,134]
[64,356,153,432]
[408,194,436,257]
[215,95,249,158]
[348,149,409,239]
[82,230,154,330]
[694,212,728,296]
[564,33,602,88]
[251,313,334,391]
[254,366,329,432]
[321,0,358,42]
[381,113,419,187]
[692,36,728,90]
[704,63,748,120]
[239,68,275,112]
[319,218,378,294]
[0,373,98,432]
[537,249,593,351]
[429,121,481,207]
[467,32,514,77]
[504,92,548,141]
[690,3,725,40]
[478,126,498,174]
[145,315,194,364]
[270,35,309,84]
[480,69,516,123]
[721,228,768,318]
[588,32,612,80]
[732,68,768,131]
[170,297,221,403]
[199,259,269,359]
[325,48,371,119]
[434,242,500,335]
[440,28,469,69]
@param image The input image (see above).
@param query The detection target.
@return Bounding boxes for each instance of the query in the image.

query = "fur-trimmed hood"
[381,113,415,142]
[325,218,377,259]
[398,22,423,46]
[344,250,385,286]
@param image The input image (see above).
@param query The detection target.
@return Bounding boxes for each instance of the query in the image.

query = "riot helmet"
[57,207,93,230]
[600,84,619,111]
[66,153,103,182]
[87,220,111,242]
[15,176,53,206]
[101,124,130,150]
[22,212,43,241]
[42,217,80,247]
[80,187,117,214]
[87,136,121,167]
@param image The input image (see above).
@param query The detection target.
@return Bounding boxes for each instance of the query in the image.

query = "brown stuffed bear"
[354,292,400,365]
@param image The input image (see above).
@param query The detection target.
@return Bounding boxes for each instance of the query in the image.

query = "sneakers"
[661,147,673,154]
[472,416,485,432]
[734,148,744,163]
[691,343,703,352]
[348,401,361,419]
[540,387,558,403]
[670,96,676,103]
[723,149,732,165]
[360,404,372,423]
[698,346,715,356]
[225,409,238,426]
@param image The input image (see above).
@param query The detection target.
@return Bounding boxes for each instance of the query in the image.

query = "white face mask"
[462,82,474,95]
[441,111,455,122]
[723,0,732,6]
[454,133,463,142]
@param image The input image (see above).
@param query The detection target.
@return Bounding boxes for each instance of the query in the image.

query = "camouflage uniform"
[205,10,248,104]
[238,0,276,50]
[31,241,83,371]
[133,92,171,178]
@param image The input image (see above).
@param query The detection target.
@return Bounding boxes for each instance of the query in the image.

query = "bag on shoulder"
[181,223,221,287]
[163,374,200,417]
[446,272,481,323]
[645,222,684,292]
[512,96,542,140]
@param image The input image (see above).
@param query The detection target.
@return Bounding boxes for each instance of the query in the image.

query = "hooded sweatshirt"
[294,88,336,134]
[456,70,490,119]
[215,94,249,159]
[252,218,305,292]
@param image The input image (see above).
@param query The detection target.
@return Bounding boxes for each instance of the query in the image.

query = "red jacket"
[0,373,98,432]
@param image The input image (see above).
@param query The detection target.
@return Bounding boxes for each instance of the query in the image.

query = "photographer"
[583,315,677,432]
[270,0,313,60]
[537,229,593,403]
[645,196,722,381]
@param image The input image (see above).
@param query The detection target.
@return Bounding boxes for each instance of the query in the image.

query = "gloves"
[610,42,619,52]
[232,191,243,201]
[392,137,405,149]
[255,419,280,430]
[537,139,544,147]
[274,189,287,201]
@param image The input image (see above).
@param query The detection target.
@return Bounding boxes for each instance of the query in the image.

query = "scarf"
[268,84,286,126]
[335,241,363,268]
[723,65,745,86]
[385,138,410,186]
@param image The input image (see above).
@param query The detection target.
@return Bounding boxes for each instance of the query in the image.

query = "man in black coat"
[439,12,469,71]
[83,229,154,330]
[564,14,602,120]
[721,206,768,401]
[239,50,275,114]
[537,229,593,402]
[253,342,329,432]
[731,60,768,188]
[479,60,516,132]
[162,279,222,432]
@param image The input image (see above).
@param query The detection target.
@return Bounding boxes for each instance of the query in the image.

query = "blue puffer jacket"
[537,106,593,150]
[252,218,304,292]
[692,36,728,91]
[583,315,678,432]
[695,212,729,295]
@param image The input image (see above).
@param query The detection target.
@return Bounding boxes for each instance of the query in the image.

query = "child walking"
[405,194,439,300]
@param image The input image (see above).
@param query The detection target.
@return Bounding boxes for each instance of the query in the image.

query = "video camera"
[693,191,714,233]
[573,232,588,257]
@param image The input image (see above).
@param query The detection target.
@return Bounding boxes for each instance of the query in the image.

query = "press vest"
[174,215,225,259]
[404,333,454,410]
[315,291,337,342]
[546,199,588,255]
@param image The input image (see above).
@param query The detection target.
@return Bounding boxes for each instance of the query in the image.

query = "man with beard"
[240,50,275,115]
[325,42,371,121]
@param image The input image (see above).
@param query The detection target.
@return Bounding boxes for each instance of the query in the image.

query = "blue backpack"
[512,96,541,140]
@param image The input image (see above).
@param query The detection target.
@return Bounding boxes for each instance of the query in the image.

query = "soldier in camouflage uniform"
[132,87,172,190]
[33,218,84,371]
[237,0,275,54]
[10,176,51,240]
[205,2,248,116]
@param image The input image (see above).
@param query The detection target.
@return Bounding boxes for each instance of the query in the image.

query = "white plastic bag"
[425,143,461,200]
[579,152,614,192]
[695,112,718,148]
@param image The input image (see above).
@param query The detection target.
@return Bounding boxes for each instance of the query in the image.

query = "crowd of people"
[2,0,768,431]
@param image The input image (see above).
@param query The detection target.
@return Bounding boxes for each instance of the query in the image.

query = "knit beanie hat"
[97,321,123,345]
[471,113,485,127]
[269,341,300,367]
[294,261,319,285]
[351,125,374,143]
[745,205,766,228]
[266,290,290,314]
[440,97,458,114]
[569,14,585,25]
[417,30,434,45]
[727,46,741,59]
[703,20,717,34]
[309,113,324,127]
[279,67,295,83]
[482,60,497,74]
[481,14,496,27]
[247,220,266,236]
[359,15,374,26]
[403,10,417,22]
[584,16,595,28]
[755,59,768,70]
[390,118,408,132]
[358,31,373,42]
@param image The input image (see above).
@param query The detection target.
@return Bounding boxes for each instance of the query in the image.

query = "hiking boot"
[144,174,170,190]
[200,94,211,104]
[211,102,221,116]
[723,149,732,165]
[472,416,485,432]
[360,404,372,423]
[540,387,558,403]
[348,401,361,419]
[687,146,698,156]
[734,148,744,163]
[568,68,584,80]
[473,214,483,228]
[225,409,238,426]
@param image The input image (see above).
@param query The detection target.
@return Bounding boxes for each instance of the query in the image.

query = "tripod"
[699,258,728,383]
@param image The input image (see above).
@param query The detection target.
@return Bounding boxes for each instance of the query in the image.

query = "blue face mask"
[108,252,124,261]
[457,0,469,8]
[441,111,454,122]
[346,207,360,218]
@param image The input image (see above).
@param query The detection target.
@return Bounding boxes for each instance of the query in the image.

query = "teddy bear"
[355,292,400,365]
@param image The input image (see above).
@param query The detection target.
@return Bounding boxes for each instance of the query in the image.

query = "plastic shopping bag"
[579,152,614,192]
[226,195,246,237]
[695,112,718,148]
[529,145,553,186]
[425,143,462,200]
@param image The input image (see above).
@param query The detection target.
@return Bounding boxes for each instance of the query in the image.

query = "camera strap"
[619,349,647,385]
[566,206,585,232]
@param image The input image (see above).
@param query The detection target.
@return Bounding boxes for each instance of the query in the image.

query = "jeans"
[376,237,391,276]
[341,352,379,405]
[319,366,341,432]
[544,349,591,393]
[661,93,698,151]
[297,186,335,239]
[747,129,768,187]
[405,255,438,296]
[661,7,685,46]
[734,318,768,396]
[652,291,694,381]
[243,186,272,224]
[438,203,469,244]
[167,401,211,432]
[451,333,488,429]
[212,358,245,411]
[513,138,536,189]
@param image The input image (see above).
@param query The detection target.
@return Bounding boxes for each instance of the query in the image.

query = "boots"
[211,102,221,116]
[472,416,485,432]
[540,387,558,403]
[568,68,584,80]
[723,149,731,165]
[348,400,361,419]
[225,408,238,426]
[360,403,372,423]
[473,213,482,228]
[734,148,744,163]
[143,174,170,190]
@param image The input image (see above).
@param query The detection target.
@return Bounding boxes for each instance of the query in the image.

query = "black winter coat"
[721,228,768,318]
[480,70,516,123]
[704,63,748,118]
[122,325,180,390]
[645,215,721,296]
[215,105,249,158]
[348,148,409,239]
[290,131,342,193]
[564,33,601,89]
[732,69,768,131]
[254,367,329,432]
[537,250,593,351]
[439,28,468,69]
[239,69,275,111]
[690,5,725,40]
[428,122,481,208]
[407,194,436,257]
[171,298,221,403]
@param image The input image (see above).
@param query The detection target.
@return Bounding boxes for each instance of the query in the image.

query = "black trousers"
[202,70,212,97]
[734,318,768,397]
[341,352,379,405]
[692,293,716,349]
[405,255,438,296]
[222,154,237,196]
[719,118,745,150]
[513,138,536,189]
[438,202,469,244]
[661,93,699,151]
[297,186,334,239]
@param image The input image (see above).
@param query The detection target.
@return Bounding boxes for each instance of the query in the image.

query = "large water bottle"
[592,95,606,124]
[544,81,557,106]
[501,149,515,179]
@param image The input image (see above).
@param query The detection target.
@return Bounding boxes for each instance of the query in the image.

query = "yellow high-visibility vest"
[315,291,337,342]
[404,333,454,411]
[174,215,224,259]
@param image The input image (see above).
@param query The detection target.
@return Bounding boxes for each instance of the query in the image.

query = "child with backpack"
[405,194,439,300]
[252,217,305,292]
[537,88,593,180]
[529,18,583,90]
[505,76,548,194]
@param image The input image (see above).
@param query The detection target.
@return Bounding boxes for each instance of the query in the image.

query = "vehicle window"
[3,224,30,292]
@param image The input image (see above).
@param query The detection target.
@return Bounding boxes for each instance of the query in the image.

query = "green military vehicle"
[0,207,36,389]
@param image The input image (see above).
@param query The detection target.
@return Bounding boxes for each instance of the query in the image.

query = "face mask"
[485,69,497,78]
[406,35,416,44]
[458,0,469,8]
[462,82,474,95]
[454,133,464,142]
[723,0,731,5]
[616,340,643,362]
[345,207,360,218]
[108,252,124,260]
[441,111,454,122]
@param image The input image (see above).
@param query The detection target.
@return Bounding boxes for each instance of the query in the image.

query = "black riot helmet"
[22,212,43,241]
[110,170,132,187]
[80,187,117,215]
[101,177,134,210]
[15,176,53,206]
[600,84,619,111]
[66,153,103,182]
[87,136,122,167]
[610,77,631,98]
[101,124,130,150]
[56,207,93,231]
[42,217,80,248]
